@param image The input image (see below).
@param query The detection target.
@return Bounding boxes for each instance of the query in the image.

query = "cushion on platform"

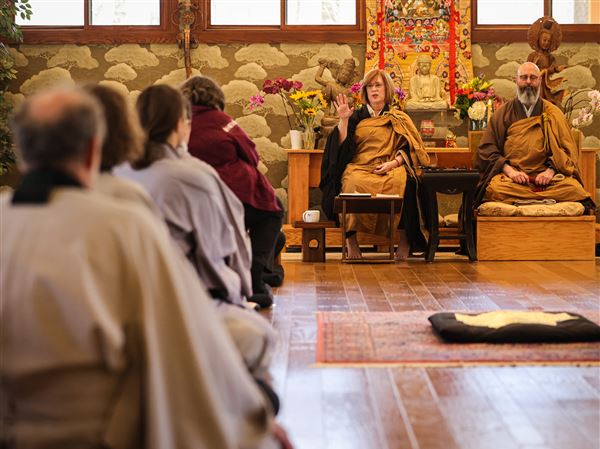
[428,310,600,343]
[478,201,585,217]
[477,202,518,216]
[517,202,584,217]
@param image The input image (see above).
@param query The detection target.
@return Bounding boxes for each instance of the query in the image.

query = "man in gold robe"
[475,62,593,209]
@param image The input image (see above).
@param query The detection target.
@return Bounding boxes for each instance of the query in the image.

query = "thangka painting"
[365,0,474,103]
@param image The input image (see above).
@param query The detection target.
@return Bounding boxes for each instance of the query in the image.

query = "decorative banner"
[365,0,474,104]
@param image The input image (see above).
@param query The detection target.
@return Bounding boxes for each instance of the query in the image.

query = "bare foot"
[395,230,410,261]
[346,234,363,260]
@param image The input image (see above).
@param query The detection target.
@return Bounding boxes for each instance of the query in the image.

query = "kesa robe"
[0,187,277,449]
[475,97,591,206]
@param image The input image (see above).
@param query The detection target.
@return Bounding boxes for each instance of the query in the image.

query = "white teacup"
[302,209,320,223]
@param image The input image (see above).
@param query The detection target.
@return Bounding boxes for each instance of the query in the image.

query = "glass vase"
[303,128,316,150]
[469,118,487,131]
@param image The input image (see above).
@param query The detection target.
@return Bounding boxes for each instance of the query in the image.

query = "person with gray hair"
[474,62,593,210]
[1,87,293,449]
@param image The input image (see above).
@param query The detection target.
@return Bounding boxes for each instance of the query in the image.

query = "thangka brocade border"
[365,0,474,104]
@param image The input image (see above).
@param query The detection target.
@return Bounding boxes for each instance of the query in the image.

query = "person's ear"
[84,136,102,173]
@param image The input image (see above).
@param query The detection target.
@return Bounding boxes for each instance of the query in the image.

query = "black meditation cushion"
[428,311,600,343]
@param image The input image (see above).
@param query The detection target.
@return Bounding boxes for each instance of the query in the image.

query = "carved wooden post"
[174,0,199,79]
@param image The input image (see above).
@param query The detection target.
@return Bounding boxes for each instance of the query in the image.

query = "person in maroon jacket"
[181,76,284,308]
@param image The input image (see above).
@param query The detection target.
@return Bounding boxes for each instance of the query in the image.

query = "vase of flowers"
[453,75,499,130]
[249,77,327,149]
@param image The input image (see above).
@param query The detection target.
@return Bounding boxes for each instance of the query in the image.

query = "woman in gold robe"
[320,68,430,260]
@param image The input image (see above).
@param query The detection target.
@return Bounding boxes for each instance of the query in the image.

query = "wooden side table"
[422,169,480,262]
[333,196,403,263]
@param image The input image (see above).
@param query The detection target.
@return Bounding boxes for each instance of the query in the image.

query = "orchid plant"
[564,89,600,129]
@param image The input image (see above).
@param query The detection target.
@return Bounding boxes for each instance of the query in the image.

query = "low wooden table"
[333,196,403,263]
[421,168,480,262]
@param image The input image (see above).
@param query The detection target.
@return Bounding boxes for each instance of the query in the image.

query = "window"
[16,0,160,27]
[209,0,356,26]
[472,0,599,41]
[16,0,84,26]
[18,0,364,44]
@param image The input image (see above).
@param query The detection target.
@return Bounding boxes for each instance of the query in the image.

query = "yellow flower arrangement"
[289,90,327,131]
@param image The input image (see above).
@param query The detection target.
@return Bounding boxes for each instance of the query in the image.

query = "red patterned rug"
[316,311,600,367]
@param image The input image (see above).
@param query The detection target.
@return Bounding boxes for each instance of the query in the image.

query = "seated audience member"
[114,84,277,382]
[181,76,285,296]
[475,62,593,209]
[84,83,159,215]
[320,68,430,260]
[1,87,293,449]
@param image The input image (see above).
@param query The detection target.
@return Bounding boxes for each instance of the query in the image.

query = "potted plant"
[0,0,32,179]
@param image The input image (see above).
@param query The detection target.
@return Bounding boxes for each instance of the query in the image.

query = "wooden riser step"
[476,215,596,261]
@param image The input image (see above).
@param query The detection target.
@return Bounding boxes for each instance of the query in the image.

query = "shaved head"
[11,87,106,170]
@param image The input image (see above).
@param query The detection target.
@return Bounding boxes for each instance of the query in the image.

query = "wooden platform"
[477,215,596,261]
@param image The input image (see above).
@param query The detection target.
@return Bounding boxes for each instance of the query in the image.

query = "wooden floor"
[264,255,600,449]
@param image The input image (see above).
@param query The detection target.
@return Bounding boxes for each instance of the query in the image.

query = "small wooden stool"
[293,220,337,262]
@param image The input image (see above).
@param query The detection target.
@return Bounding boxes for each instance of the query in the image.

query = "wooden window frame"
[20,0,366,45]
[471,0,600,42]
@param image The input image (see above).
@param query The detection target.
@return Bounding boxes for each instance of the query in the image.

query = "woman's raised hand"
[333,93,354,121]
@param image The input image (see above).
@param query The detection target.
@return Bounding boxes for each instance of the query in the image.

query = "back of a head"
[84,84,144,172]
[135,84,188,169]
[180,75,225,111]
[11,88,105,171]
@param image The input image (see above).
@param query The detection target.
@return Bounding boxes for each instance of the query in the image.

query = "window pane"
[552,0,600,24]
[287,0,356,25]
[210,0,280,25]
[477,0,543,24]
[91,0,160,25]
[16,0,84,26]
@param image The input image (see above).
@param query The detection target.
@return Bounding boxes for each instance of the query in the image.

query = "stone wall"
[6,41,599,212]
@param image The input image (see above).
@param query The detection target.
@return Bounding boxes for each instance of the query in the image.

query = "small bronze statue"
[314,58,360,149]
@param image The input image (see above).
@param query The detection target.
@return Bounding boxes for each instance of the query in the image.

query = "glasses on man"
[366,82,384,89]
[518,75,539,81]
